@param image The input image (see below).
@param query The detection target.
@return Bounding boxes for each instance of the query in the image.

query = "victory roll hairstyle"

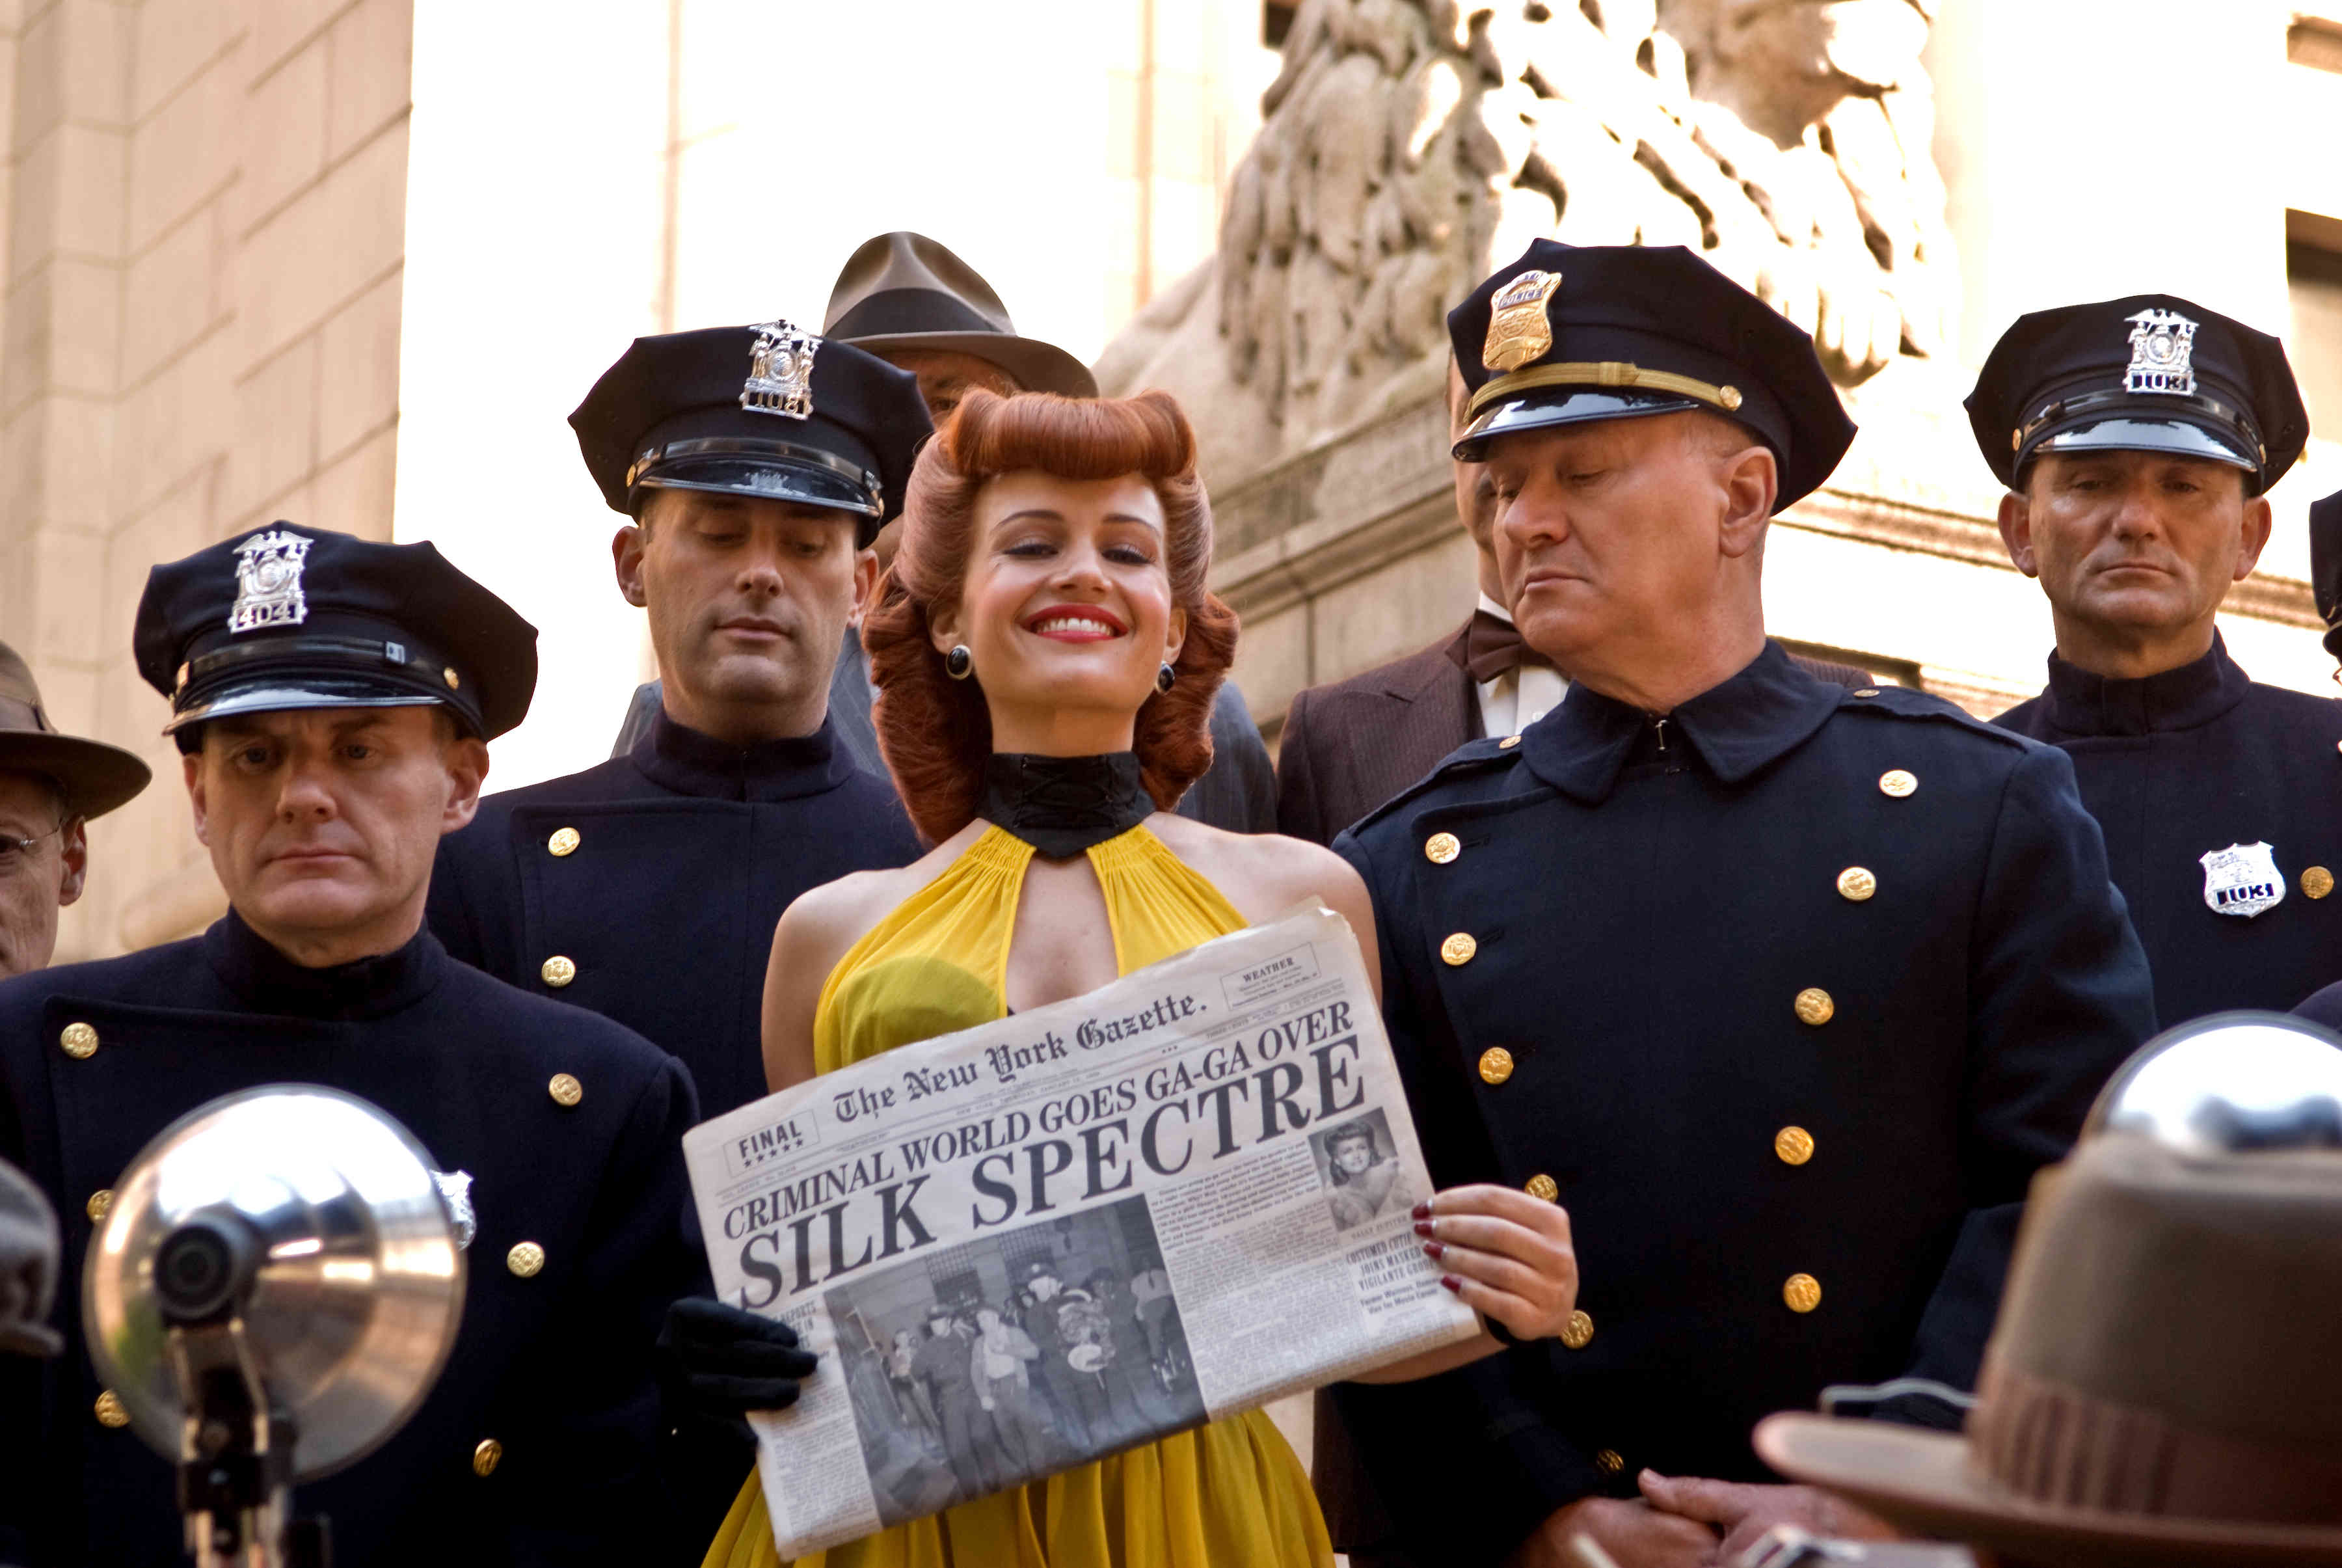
[863,389,1238,845]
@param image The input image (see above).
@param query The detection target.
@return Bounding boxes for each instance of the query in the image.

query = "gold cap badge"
[1482,270,1563,375]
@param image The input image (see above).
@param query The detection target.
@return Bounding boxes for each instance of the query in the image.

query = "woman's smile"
[1023,605,1129,642]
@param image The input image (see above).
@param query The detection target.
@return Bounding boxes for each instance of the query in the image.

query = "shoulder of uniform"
[2242,679,2342,726]
[1836,683,2038,752]
[0,940,204,1019]
[1345,737,1528,843]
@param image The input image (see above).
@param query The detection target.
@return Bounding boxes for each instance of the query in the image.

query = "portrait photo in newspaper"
[823,1195,1205,1527]
[1308,1109,1424,1234]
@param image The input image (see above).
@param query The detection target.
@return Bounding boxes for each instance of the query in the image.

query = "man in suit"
[613,232,1282,833]
[0,641,150,980]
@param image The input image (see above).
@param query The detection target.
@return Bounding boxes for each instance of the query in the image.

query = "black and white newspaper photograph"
[823,1194,1205,1528]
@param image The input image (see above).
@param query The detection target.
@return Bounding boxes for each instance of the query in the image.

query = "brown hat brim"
[0,732,153,820]
[1755,1414,2342,1567]
[841,331,1098,399]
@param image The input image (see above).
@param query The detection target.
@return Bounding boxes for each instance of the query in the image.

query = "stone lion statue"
[1095,0,1956,487]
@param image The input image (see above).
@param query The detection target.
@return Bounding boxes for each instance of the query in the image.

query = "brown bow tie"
[1457,609,1557,684]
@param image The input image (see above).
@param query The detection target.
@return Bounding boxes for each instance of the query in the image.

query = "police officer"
[1973,297,2337,1021]
[0,528,708,1565]
[1328,242,2156,1568]
[428,325,928,1122]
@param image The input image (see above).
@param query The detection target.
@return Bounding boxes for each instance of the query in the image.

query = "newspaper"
[683,902,1479,1558]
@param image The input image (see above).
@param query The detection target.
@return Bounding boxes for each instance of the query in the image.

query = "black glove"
[658,1297,818,1420]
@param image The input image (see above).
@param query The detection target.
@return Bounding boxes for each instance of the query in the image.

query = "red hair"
[864,389,1238,846]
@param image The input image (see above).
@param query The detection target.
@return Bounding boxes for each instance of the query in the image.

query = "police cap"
[571,323,933,547]
[1965,294,2306,496]
[133,525,538,745]
[1446,240,1857,511]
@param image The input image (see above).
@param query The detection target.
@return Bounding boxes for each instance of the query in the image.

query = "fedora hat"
[822,232,1098,399]
[1757,1014,2342,1566]
[0,639,150,819]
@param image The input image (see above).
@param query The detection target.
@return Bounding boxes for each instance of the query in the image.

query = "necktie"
[1457,608,1558,684]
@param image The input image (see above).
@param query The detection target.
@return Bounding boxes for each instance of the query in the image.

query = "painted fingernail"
[1440,1274,1462,1293]
[1411,1201,1432,1221]
[1412,1219,1434,1238]
[1423,1241,1445,1260]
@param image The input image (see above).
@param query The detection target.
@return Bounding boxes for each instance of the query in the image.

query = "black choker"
[980,753,1153,858]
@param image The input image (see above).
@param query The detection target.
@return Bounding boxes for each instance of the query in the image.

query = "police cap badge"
[133,526,538,746]
[571,324,933,547]
[1446,241,1856,511]
[1965,293,2306,495]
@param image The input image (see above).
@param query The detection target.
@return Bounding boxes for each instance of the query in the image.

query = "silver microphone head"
[84,1085,466,1480]
[2084,1010,2342,1157]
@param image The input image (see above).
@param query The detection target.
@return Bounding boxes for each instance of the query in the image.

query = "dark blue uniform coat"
[429,710,921,1120]
[1330,644,2156,1561]
[1996,636,2342,1021]
[0,914,702,1567]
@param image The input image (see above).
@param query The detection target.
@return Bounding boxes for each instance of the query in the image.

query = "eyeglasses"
[0,824,64,874]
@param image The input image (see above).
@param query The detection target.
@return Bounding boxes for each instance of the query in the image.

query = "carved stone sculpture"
[1095,0,1956,487]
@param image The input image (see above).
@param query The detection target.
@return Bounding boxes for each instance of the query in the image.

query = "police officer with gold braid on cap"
[428,325,926,1125]
[0,531,716,1565]
[1974,297,2342,1023]
[1326,241,2157,1568]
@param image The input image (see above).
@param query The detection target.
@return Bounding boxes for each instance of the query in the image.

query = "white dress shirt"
[1474,593,1568,738]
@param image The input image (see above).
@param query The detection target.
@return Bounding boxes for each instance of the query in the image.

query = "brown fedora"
[0,639,150,819]
[1757,1122,2342,1565]
[822,231,1098,398]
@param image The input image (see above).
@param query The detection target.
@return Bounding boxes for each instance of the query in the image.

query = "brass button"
[1477,1047,1514,1085]
[443,666,461,689]
[86,1189,113,1222]
[472,1438,503,1476]
[1784,1273,1822,1313]
[507,1241,546,1278]
[1498,735,1521,750]
[1593,1447,1624,1476]
[59,1021,98,1059]
[1794,988,1834,1026]
[1774,1126,1815,1166]
[547,826,581,858]
[1524,1173,1559,1203]
[1878,769,1917,798]
[2305,865,2335,900]
[1559,1309,1595,1350]
[548,1073,584,1107]
[94,1390,130,1427]
[1853,688,1880,698]
[1717,385,1742,411]
[540,955,576,988]
[1836,866,1876,902]
[1440,932,1477,966]
[1424,831,1460,865]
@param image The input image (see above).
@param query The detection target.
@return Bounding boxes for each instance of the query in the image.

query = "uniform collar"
[1520,640,1842,804]
[203,907,445,1020]
[631,707,854,802]
[2041,632,2250,738]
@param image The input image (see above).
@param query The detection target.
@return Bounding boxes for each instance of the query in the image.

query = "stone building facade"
[2,0,412,962]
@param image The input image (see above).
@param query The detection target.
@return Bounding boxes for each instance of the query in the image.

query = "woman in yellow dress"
[704,389,1580,1568]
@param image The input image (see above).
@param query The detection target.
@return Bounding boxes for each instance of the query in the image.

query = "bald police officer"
[1329,243,2156,1568]
[1975,298,2342,1022]
[429,325,927,1124]
[0,528,705,1565]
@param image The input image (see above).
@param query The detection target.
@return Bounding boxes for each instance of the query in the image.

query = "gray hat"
[824,232,1098,399]
[0,1156,61,1358]
[0,639,150,818]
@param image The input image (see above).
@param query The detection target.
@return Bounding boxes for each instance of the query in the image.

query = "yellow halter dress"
[703,823,1334,1568]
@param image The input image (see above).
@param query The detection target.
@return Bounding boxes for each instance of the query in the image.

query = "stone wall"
[0,0,413,961]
